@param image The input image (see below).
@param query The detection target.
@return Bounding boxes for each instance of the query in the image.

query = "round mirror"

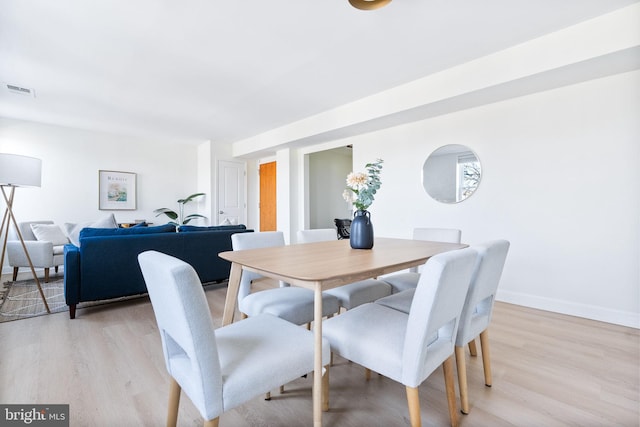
[422,144,481,203]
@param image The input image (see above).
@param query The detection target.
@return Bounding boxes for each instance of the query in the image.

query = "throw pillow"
[63,213,118,247]
[30,224,69,246]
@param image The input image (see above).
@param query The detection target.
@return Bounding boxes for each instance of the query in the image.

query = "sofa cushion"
[63,213,118,246]
[80,223,176,239]
[30,223,69,245]
[179,224,247,232]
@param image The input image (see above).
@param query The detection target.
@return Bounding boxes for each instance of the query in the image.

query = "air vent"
[4,83,35,97]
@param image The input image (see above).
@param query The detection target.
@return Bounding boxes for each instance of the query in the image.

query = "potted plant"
[342,159,383,249]
[154,193,206,228]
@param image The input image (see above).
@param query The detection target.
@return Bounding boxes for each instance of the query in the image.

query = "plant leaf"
[154,208,178,220]
[183,214,206,224]
[178,193,205,204]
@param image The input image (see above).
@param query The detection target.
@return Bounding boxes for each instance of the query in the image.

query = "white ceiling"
[0,0,637,145]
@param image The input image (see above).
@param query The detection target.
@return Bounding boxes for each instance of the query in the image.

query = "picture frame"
[98,170,137,210]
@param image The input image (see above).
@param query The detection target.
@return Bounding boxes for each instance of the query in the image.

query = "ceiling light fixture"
[349,0,391,10]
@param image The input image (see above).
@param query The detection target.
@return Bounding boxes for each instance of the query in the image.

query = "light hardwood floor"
[0,278,638,426]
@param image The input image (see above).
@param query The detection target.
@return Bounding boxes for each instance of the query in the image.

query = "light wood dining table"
[218,237,467,426]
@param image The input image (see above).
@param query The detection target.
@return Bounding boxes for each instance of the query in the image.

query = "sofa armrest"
[6,240,54,267]
[63,244,81,307]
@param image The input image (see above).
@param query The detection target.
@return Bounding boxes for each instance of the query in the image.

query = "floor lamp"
[0,153,50,313]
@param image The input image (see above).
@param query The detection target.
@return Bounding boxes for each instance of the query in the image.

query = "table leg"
[222,262,242,326]
[313,284,323,427]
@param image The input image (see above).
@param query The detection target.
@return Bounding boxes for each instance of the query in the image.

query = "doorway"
[217,160,246,226]
[307,147,353,229]
[259,161,277,231]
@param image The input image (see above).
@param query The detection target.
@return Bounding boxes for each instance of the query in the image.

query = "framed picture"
[99,170,137,210]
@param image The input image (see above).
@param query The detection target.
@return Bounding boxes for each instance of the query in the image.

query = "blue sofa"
[63,224,252,318]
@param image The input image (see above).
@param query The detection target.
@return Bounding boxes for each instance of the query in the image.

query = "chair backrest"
[410,227,462,274]
[412,227,461,243]
[231,231,285,299]
[456,240,510,346]
[334,218,351,240]
[402,247,477,387]
[297,228,335,243]
[138,251,223,421]
[9,220,54,241]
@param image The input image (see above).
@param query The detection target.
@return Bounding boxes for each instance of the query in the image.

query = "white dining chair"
[454,239,510,414]
[322,247,478,427]
[232,231,340,324]
[382,227,462,293]
[138,250,330,427]
[296,228,336,243]
[375,240,510,415]
[297,229,392,311]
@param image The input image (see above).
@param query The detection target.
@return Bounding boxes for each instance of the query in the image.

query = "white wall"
[347,71,639,328]
[0,118,204,272]
[236,7,639,327]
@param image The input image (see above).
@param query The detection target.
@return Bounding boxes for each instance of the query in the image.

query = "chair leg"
[454,346,469,415]
[264,386,286,401]
[443,356,459,427]
[167,378,181,427]
[12,267,18,281]
[322,365,330,412]
[405,386,421,427]
[44,267,50,283]
[479,329,492,387]
[204,419,219,427]
[365,368,371,380]
[468,338,478,357]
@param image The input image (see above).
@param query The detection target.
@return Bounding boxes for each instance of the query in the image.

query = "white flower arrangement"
[342,159,383,211]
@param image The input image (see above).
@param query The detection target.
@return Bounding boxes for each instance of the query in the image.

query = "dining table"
[218,237,468,426]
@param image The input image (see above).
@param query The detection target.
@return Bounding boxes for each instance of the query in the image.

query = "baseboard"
[497,289,640,329]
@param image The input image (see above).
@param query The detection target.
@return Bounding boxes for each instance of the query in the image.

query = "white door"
[217,160,246,225]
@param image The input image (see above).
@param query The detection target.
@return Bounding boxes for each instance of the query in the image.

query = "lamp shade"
[0,153,42,187]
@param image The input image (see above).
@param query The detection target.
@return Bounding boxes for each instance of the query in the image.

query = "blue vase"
[350,210,374,249]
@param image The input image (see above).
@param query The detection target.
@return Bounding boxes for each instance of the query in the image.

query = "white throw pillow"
[30,224,69,246]
[63,213,118,247]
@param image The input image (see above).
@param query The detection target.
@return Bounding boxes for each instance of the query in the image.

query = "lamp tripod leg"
[0,186,50,314]
[0,190,13,273]
[0,209,9,270]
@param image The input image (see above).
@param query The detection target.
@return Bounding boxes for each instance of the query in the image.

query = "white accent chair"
[6,220,67,282]
[375,240,510,415]
[297,229,392,311]
[382,227,462,293]
[231,231,340,325]
[322,248,478,427]
[138,250,331,427]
